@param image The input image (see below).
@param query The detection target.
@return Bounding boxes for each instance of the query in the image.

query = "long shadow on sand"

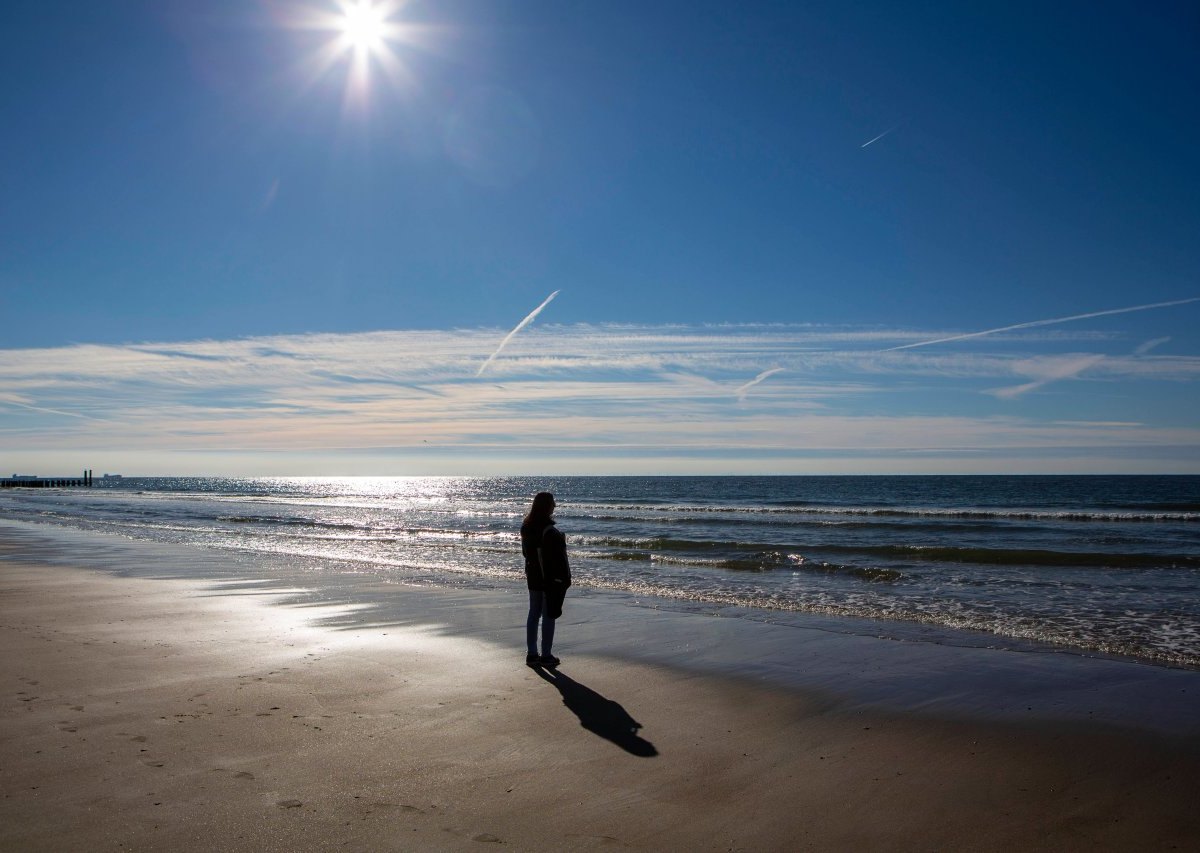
[533,667,658,757]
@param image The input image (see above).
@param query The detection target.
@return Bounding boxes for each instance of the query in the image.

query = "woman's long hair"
[523,492,555,526]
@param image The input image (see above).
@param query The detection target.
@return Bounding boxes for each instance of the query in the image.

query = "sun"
[339,0,387,53]
[287,0,425,107]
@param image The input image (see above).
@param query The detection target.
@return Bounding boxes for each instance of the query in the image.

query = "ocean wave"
[217,514,362,530]
[569,502,1200,523]
[573,532,1195,570]
[579,546,904,581]
[846,544,1200,569]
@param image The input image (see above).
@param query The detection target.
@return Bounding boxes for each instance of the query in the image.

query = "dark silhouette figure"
[521,491,571,666]
[533,667,658,757]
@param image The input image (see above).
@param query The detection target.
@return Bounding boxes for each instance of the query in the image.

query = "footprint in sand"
[211,768,256,780]
[565,834,630,847]
[141,760,165,768]
[129,735,148,743]
[277,799,303,809]
[363,802,423,815]
[473,834,502,843]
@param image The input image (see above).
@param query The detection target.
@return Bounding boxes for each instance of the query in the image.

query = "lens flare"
[286,0,425,107]
[340,1,386,52]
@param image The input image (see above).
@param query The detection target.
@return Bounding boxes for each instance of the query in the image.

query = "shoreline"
[3,525,1200,850]
[3,473,1197,672]
[4,519,1198,733]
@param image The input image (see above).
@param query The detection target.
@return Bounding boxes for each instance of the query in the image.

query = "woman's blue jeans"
[526,590,555,656]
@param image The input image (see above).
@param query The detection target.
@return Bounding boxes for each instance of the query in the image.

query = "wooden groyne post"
[1,470,94,488]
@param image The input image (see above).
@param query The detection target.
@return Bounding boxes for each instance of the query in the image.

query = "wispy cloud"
[735,367,785,401]
[1135,337,1171,356]
[884,297,1200,352]
[1,319,1197,473]
[986,354,1107,399]
[476,290,560,376]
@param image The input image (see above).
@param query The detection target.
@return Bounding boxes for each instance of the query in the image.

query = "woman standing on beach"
[521,492,570,667]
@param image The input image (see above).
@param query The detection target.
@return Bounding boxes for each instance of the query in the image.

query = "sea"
[1,475,1198,669]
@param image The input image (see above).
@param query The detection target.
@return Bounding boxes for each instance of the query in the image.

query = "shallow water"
[2,475,1197,666]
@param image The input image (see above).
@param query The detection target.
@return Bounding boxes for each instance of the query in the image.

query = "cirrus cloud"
[1,321,1197,474]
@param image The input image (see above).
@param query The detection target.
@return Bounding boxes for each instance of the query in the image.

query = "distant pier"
[1,470,94,488]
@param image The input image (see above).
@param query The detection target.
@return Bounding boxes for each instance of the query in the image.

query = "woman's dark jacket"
[521,517,571,599]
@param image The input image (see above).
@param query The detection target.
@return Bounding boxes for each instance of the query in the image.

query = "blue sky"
[2,0,1198,475]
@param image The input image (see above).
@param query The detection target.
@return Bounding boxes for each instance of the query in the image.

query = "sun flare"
[287,0,427,106]
[339,0,387,52]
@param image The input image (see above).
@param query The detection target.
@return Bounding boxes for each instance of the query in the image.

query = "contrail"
[259,178,280,212]
[0,396,108,421]
[883,297,1200,352]
[861,124,901,149]
[735,367,785,399]
[476,289,560,376]
[1134,336,1170,356]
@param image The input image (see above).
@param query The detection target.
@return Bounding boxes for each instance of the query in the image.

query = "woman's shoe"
[539,654,561,668]
[526,653,540,666]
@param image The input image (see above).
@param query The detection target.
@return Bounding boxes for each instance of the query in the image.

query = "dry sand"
[2,535,1199,851]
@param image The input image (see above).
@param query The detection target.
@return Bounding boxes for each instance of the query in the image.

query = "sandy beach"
[3,525,1199,852]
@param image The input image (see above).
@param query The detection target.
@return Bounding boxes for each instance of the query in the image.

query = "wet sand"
[2,529,1199,851]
